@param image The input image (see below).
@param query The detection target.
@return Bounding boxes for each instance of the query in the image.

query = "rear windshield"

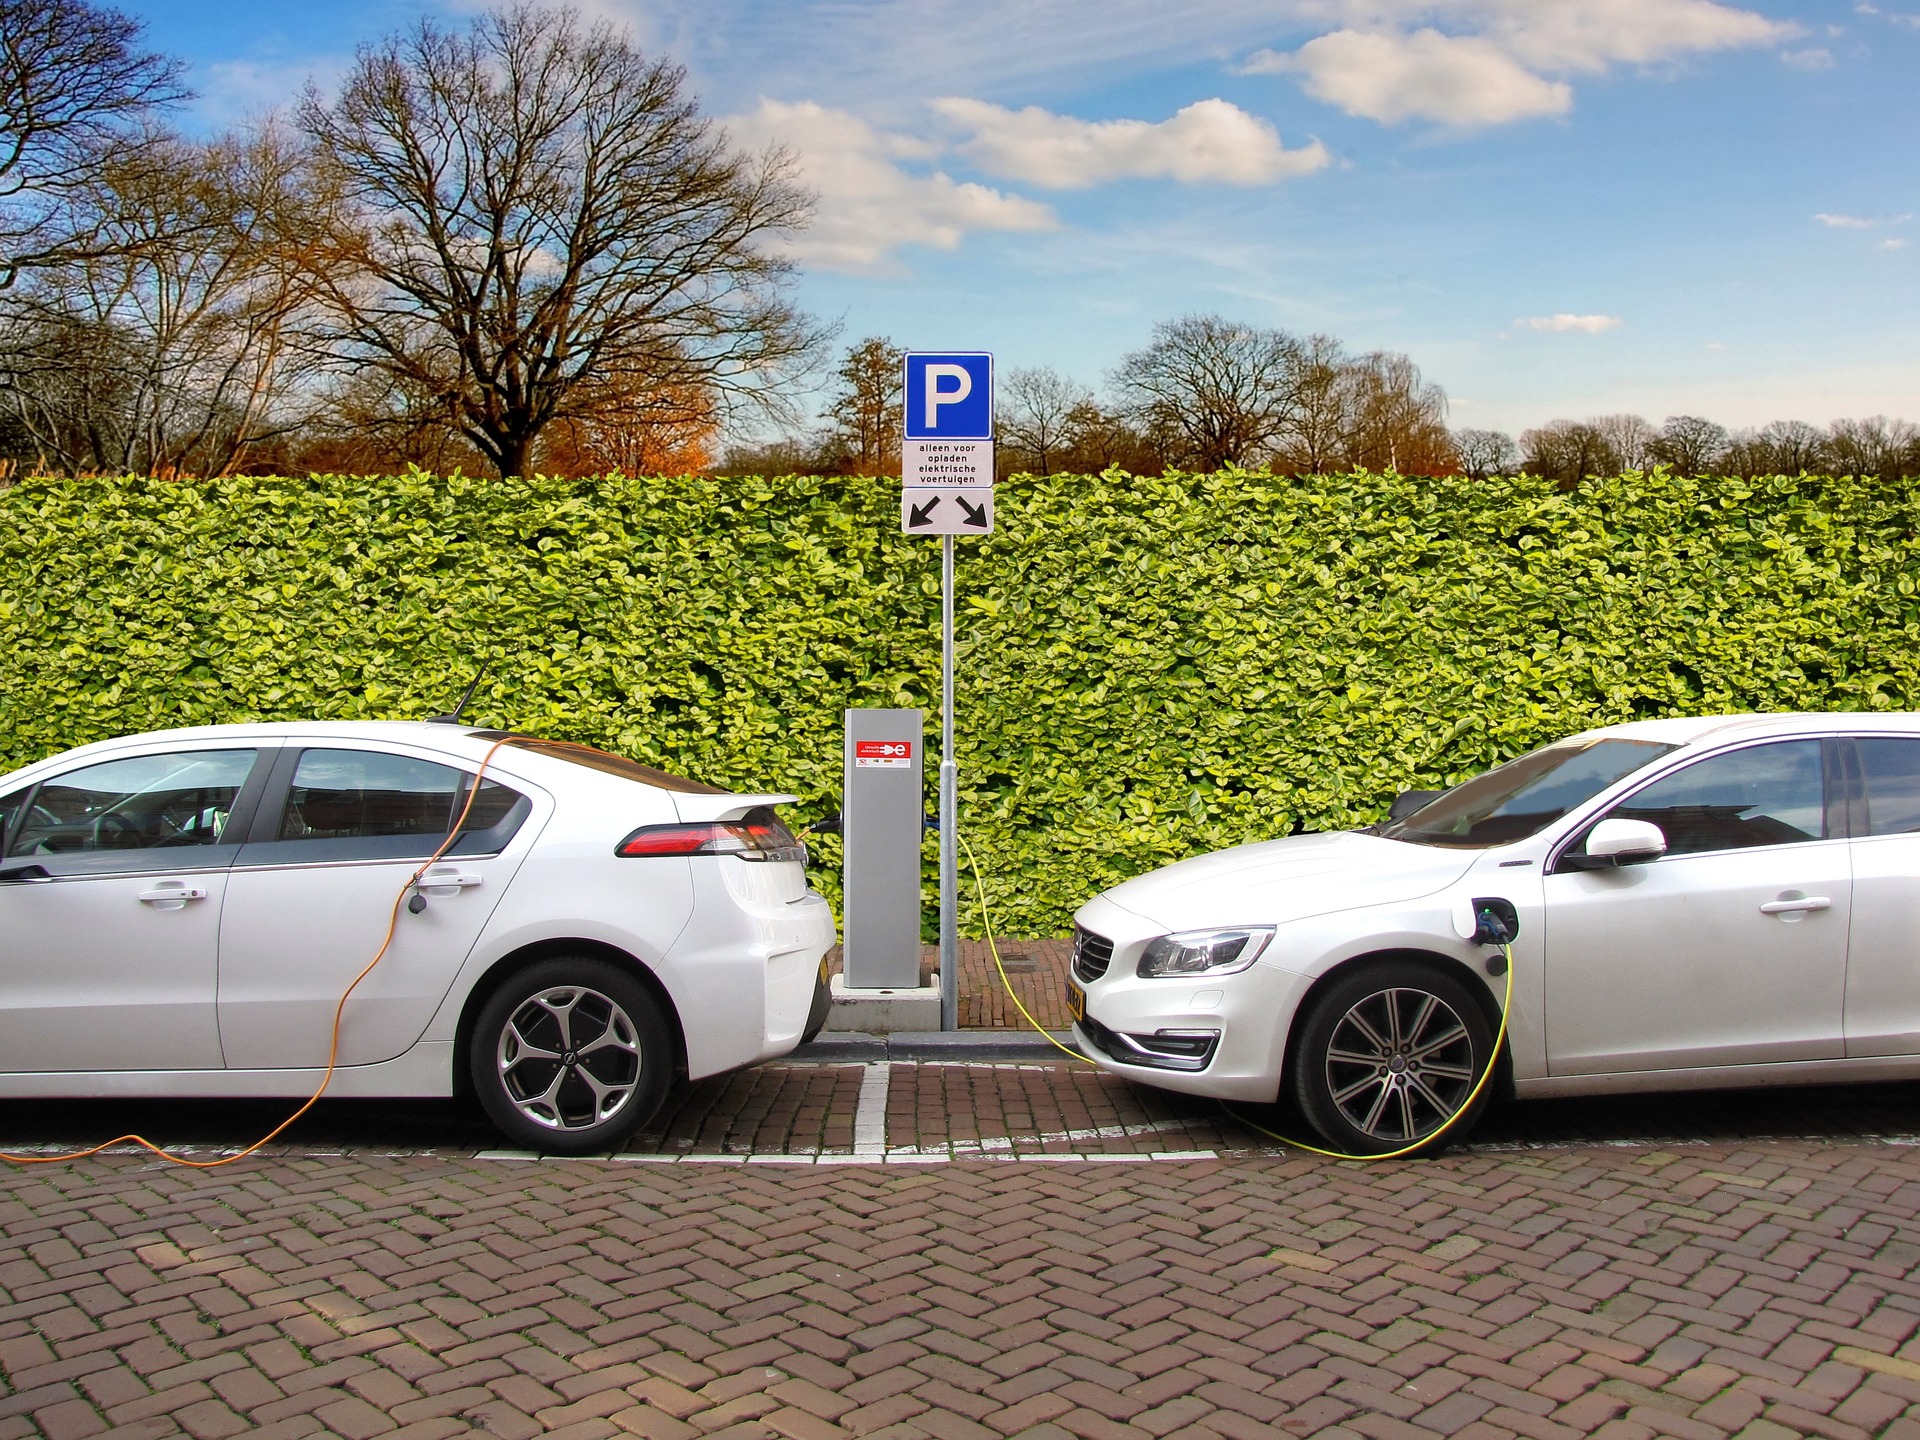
[1381,737,1676,849]
[468,733,725,795]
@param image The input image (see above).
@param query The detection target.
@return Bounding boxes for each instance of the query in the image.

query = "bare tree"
[1111,314,1304,471]
[294,3,821,478]
[1338,350,1454,473]
[1753,419,1828,474]
[820,336,901,475]
[1590,413,1657,471]
[1520,419,1620,483]
[1276,332,1349,474]
[999,365,1089,476]
[1453,427,1517,479]
[1825,416,1920,479]
[0,123,315,474]
[1649,414,1729,475]
[1059,399,1163,475]
[0,0,186,288]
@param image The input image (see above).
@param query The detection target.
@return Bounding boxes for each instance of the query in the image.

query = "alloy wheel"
[1324,986,1477,1143]
[495,985,643,1131]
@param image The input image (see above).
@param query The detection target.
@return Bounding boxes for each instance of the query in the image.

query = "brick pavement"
[823,941,1074,1031]
[6,1130,1920,1439]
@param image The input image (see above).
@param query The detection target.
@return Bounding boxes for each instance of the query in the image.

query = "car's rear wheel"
[469,957,672,1154]
[1291,961,1495,1157]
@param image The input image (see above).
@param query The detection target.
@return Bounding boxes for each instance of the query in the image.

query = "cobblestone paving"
[5,1131,1920,1439]
[6,1076,1920,1438]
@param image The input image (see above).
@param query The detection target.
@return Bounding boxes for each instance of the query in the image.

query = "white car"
[0,722,837,1152]
[1071,712,1920,1154]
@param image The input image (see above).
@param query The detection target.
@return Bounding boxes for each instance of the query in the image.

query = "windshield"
[1382,737,1676,848]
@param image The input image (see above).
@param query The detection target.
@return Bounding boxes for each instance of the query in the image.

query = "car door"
[0,745,268,1072]
[216,744,538,1069]
[1839,735,1920,1057]
[1542,738,1850,1075]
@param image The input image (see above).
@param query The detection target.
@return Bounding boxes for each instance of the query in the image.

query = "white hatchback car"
[0,722,837,1152]
[1071,712,1920,1154]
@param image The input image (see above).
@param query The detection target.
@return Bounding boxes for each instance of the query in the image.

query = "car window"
[1384,738,1675,848]
[7,750,257,856]
[277,749,521,842]
[0,787,27,853]
[1606,740,1825,855]
[1856,737,1920,835]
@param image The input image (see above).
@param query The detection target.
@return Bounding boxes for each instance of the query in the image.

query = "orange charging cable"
[0,732,537,1169]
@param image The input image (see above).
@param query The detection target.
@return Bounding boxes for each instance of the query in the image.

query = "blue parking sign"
[903,353,993,440]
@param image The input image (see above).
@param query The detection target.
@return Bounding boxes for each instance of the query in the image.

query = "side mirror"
[1574,818,1667,869]
[1388,789,1443,822]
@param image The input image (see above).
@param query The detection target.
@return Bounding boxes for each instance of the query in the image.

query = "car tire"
[469,957,673,1155]
[801,965,831,1045]
[1290,960,1496,1158]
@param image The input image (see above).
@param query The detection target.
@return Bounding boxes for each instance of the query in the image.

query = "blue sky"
[130,0,1915,436]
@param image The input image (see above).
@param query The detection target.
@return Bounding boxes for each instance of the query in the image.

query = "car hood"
[1100,830,1480,932]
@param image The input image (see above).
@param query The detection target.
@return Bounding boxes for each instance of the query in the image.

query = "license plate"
[1064,982,1086,1022]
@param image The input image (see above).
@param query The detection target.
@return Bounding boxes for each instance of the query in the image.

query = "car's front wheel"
[469,957,673,1154]
[1290,961,1495,1157]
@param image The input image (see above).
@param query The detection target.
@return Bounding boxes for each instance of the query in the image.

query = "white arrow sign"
[901,487,994,535]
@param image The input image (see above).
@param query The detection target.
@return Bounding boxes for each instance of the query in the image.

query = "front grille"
[1071,927,1113,984]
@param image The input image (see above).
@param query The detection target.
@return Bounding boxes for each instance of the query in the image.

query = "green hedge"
[3,468,1917,935]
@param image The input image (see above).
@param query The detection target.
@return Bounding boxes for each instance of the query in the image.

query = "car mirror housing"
[1572,818,1668,869]
[1388,789,1444,822]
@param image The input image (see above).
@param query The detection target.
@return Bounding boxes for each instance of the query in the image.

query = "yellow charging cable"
[957,830,1095,1066]
[958,827,1513,1158]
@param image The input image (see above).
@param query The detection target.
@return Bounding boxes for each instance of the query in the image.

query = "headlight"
[1135,928,1273,978]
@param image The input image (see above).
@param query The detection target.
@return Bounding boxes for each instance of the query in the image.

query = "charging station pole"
[900,351,995,1032]
[939,536,958,1031]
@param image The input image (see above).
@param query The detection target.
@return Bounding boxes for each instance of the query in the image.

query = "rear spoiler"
[669,792,798,824]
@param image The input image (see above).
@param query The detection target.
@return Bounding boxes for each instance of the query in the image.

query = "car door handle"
[138,886,208,903]
[1759,897,1831,915]
[416,871,483,891]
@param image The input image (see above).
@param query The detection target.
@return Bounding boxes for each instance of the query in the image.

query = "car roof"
[1578,712,1920,747]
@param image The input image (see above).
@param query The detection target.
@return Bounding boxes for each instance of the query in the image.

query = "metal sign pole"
[899,350,992,1034]
[939,533,958,1031]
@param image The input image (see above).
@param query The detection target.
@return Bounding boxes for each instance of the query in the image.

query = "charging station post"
[900,351,994,1031]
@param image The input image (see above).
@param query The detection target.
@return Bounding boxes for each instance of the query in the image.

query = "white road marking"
[854,1062,891,1156]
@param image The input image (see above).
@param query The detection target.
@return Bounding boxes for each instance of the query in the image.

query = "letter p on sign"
[903,353,993,440]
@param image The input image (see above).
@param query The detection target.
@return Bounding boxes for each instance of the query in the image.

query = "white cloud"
[1781,46,1837,69]
[1246,28,1570,126]
[1886,238,1911,250]
[725,100,1055,273]
[930,97,1329,188]
[1241,0,1793,127]
[1814,212,1912,231]
[1518,314,1623,333]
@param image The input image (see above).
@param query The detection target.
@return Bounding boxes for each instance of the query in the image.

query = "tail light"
[615,809,806,863]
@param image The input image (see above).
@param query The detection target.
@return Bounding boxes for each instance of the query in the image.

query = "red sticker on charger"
[854,740,913,768]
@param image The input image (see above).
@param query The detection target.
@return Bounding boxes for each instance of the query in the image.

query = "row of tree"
[2,0,1913,483]
[726,319,1456,479]
[730,329,1920,484]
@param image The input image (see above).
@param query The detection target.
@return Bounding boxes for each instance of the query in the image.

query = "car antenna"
[427,667,487,725]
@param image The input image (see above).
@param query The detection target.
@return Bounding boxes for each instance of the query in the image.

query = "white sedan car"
[0,722,836,1152]
[1071,712,1920,1154]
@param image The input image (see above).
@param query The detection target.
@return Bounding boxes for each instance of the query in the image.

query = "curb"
[788,1029,1084,1063]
